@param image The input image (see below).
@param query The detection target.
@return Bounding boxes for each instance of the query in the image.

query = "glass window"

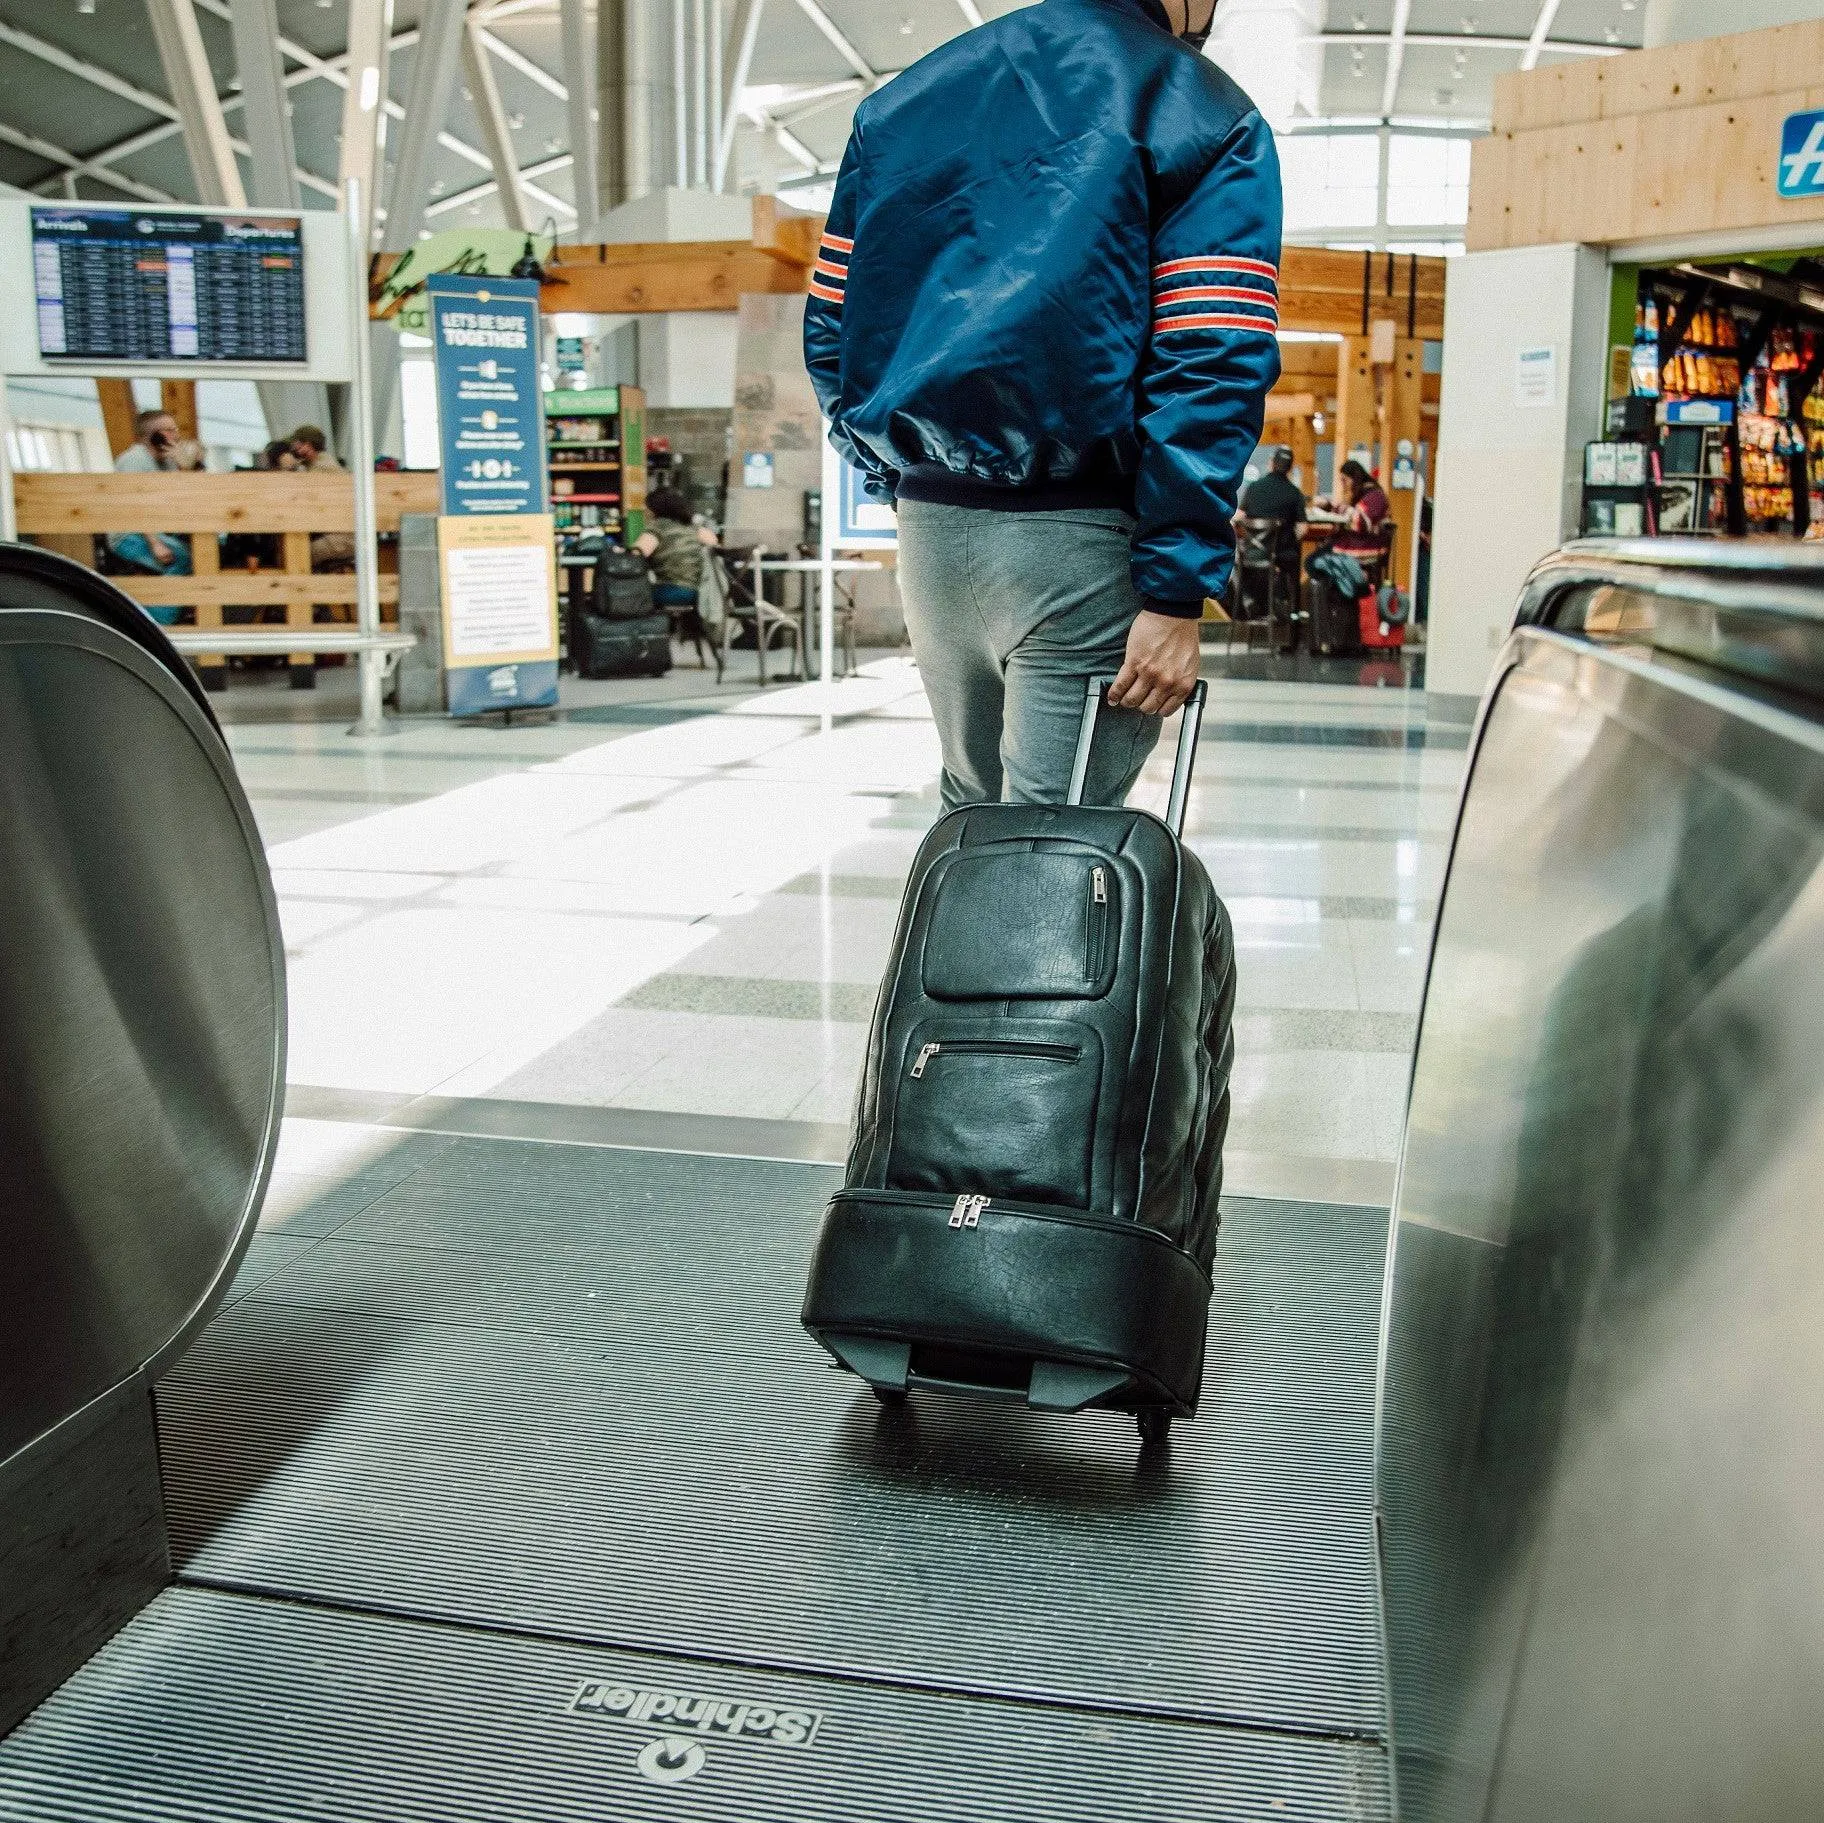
[1279,133,1381,232]
[1386,135,1472,227]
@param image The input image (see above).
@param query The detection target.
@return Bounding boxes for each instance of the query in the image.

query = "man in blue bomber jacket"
[805,0,1282,808]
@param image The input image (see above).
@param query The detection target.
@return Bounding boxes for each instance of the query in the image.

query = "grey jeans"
[896,500,1163,811]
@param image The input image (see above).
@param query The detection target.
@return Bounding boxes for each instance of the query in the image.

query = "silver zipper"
[948,1193,990,1230]
[1092,865,1108,905]
[910,1041,940,1079]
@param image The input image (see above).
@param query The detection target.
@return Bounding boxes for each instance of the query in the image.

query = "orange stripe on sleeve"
[1152,256,1279,283]
[1152,313,1279,336]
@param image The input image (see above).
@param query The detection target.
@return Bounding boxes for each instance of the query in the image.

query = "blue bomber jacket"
[803,0,1284,617]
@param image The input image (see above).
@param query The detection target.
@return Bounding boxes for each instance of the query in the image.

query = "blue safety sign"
[426,273,547,517]
[1778,110,1824,200]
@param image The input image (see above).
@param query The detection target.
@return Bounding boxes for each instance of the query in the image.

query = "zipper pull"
[1092,865,1108,905]
[950,1194,990,1230]
[911,1042,940,1079]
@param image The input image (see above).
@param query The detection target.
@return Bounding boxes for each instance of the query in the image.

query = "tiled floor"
[220,644,1467,1209]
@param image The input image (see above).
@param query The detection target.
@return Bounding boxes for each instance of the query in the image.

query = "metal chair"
[715,547,803,685]
[795,542,862,680]
[1232,516,1299,653]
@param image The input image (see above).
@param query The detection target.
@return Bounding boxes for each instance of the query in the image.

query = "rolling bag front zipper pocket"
[910,1038,1082,1079]
[887,1021,1101,1208]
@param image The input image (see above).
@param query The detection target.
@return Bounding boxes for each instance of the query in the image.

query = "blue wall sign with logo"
[1779,110,1824,199]
[426,273,547,517]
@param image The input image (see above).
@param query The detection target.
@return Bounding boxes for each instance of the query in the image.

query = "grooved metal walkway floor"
[0,1140,1393,1821]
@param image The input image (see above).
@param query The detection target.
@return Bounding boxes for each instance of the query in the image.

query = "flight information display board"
[31,208,307,364]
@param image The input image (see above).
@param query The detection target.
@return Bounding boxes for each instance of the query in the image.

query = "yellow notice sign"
[436,514,560,715]
[437,514,559,668]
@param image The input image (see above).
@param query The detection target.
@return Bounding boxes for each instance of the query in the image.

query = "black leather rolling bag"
[802,679,1236,1447]
[571,608,672,679]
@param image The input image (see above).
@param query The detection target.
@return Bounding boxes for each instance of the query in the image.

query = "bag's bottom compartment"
[800,1189,1211,1415]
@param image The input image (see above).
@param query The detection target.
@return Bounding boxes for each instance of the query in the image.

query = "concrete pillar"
[1425,243,1611,712]
[1334,337,1375,473]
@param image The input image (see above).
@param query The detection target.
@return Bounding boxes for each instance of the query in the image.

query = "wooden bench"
[13,470,440,682]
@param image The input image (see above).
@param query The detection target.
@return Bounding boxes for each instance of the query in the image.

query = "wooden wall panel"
[159,381,200,444]
[95,380,138,458]
[1495,56,1608,136]
[1472,20,1824,255]
[1492,20,1824,134]
[14,470,440,535]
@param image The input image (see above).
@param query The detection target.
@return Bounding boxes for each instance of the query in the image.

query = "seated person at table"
[1325,459,1391,560]
[288,423,356,571]
[109,410,196,626]
[109,410,191,581]
[1239,446,1307,566]
[634,488,718,614]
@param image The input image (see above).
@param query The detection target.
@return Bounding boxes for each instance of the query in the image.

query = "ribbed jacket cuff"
[1141,596,1207,620]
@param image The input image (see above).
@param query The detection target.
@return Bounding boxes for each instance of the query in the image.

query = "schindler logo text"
[571,1680,822,1749]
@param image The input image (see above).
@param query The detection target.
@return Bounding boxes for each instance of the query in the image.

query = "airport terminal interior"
[3,1,1824,1819]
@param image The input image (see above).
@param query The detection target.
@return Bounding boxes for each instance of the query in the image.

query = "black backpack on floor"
[593,550,656,621]
[802,680,1235,1447]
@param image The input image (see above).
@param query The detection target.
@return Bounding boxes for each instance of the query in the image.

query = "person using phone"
[108,412,193,621]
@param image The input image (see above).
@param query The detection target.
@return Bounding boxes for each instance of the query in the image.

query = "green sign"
[374,229,553,337]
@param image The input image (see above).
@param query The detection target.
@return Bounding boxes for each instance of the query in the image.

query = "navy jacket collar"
[1048,0,1175,35]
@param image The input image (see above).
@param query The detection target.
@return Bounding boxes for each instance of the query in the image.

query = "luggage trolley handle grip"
[1065,675,1208,837]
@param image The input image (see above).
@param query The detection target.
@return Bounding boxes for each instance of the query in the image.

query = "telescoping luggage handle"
[1066,675,1208,837]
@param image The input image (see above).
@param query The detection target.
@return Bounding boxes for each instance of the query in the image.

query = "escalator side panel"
[1377,626,1824,1822]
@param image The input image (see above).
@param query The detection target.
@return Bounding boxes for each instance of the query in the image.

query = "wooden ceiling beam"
[541,241,810,313]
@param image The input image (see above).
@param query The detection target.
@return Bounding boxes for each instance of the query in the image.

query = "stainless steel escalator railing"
[0,543,285,1735]
[1377,539,1824,1823]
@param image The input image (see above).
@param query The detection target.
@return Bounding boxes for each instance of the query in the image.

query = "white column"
[1426,244,1612,708]
[0,384,17,546]
[345,178,386,738]
[385,0,469,250]
[692,0,709,189]
[463,21,531,233]
[338,0,394,250]
[228,0,329,439]
[709,0,724,192]
[146,0,247,205]
[717,0,765,192]
[672,0,689,189]
[560,0,601,235]
[226,0,298,207]
[625,0,654,200]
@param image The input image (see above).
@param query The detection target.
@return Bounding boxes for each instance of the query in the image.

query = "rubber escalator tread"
[152,1143,1386,1735]
[0,1587,1388,1822]
[0,1141,1393,1820]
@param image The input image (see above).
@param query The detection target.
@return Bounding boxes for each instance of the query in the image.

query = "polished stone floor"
[219,644,1467,1216]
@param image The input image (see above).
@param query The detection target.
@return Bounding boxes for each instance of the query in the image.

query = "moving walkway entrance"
[2,539,1821,1821]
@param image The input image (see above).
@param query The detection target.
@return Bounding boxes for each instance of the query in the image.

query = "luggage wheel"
[1137,1409,1172,1449]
